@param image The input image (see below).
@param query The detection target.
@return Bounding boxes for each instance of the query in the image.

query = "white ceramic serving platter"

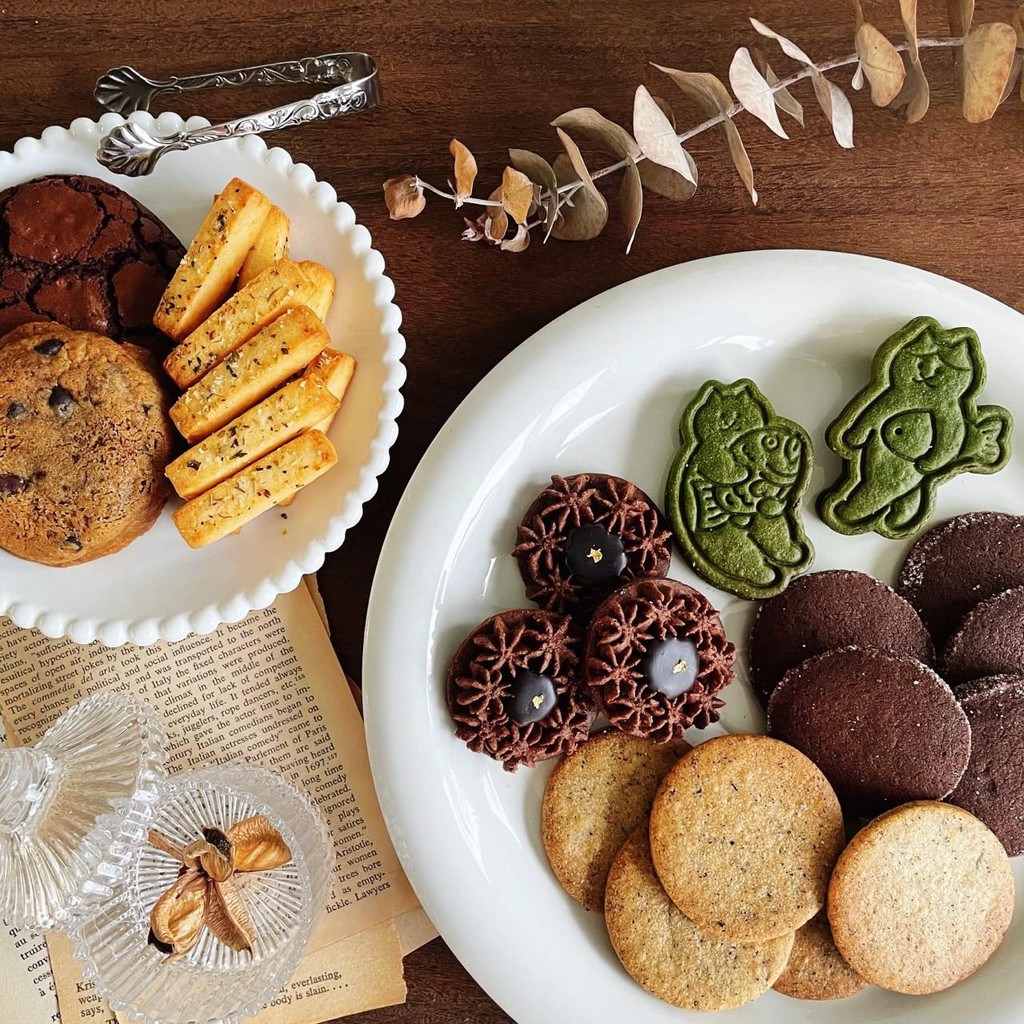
[364,251,1024,1024]
[0,112,404,645]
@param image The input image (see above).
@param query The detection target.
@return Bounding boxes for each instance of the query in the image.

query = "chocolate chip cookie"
[0,322,175,565]
[0,175,184,354]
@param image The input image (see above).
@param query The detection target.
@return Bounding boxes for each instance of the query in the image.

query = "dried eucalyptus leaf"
[619,162,643,254]
[150,880,206,954]
[552,108,641,159]
[554,127,605,206]
[449,139,478,206]
[382,175,426,220]
[633,85,697,184]
[855,22,906,106]
[508,149,559,238]
[1001,54,1023,103]
[652,65,752,203]
[500,223,531,252]
[892,54,930,122]
[637,159,698,201]
[226,815,292,872]
[948,0,975,37]
[749,18,815,66]
[501,166,534,225]
[461,216,486,242]
[851,63,866,91]
[810,70,855,148]
[899,0,919,61]
[148,829,185,864]
[485,185,508,242]
[204,876,255,953]
[729,47,788,137]
[750,47,804,124]
[962,22,1018,122]
[551,153,609,240]
[652,96,676,129]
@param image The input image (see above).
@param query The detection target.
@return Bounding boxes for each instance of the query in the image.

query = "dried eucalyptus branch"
[383,4,1024,253]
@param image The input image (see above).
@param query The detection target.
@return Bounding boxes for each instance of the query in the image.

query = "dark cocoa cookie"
[947,674,1024,855]
[749,569,933,708]
[0,175,184,354]
[446,608,595,772]
[586,577,736,741]
[897,511,1024,647]
[0,322,175,565]
[513,473,672,617]
[768,648,971,814]
[943,585,1024,685]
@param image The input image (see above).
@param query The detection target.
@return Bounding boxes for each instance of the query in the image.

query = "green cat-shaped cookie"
[666,378,815,599]
[818,316,1013,540]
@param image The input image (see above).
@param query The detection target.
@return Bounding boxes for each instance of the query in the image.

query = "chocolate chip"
[62,535,82,552]
[34,338,64,356]
[0,473,28,495]
[48,385,74,415]
[6,402,27,420]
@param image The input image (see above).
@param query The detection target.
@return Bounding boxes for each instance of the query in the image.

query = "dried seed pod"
[202,826,234,860]
[149,879,206,957]
[148,828,186,863]
[204,876,256,953]
[226,815,292,872]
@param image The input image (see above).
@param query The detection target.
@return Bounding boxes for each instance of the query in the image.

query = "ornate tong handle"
[95,52,380,177]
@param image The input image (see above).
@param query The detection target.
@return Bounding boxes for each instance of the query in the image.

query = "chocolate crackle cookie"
[0,175,184,353]
[513,473,671,617]
[446,608,594,771]
[749,569,933,708]
[585,577,736,741]
[0,322,175,565]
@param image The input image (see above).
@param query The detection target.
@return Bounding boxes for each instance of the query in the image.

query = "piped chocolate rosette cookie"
[586,578,736,740]
[514,473,672,618]
[447,608,595,772]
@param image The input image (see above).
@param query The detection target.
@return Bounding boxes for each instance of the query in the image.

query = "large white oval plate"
[364,251,1024,1024]
[0,113,404,645]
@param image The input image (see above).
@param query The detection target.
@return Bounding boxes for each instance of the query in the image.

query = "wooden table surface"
[2,0,1022,1020]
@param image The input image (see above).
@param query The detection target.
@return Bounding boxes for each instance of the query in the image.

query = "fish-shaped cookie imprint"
[666,378,814,599]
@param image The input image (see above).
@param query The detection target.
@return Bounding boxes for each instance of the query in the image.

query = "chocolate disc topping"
[565,525,627,583]
[639,637,700,699]
[503,669,558,724]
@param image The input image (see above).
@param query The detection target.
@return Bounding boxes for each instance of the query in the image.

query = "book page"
[0,922,60,1024]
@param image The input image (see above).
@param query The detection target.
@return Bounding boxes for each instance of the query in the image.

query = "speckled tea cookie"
[649,734,845,942]
[767,648,970,814]
[513,473,672,617]
[604,824,795,1012]
[827,801,1014,995]
[897,511,1024,647]
[749,569,933,708]
[446,608,595,772]
[942,585,1024,685]
[541,731,689,911]
[947,674,1024,856]
[0,321,174,565]
[585,577,736,741]
[772,913,866,1001]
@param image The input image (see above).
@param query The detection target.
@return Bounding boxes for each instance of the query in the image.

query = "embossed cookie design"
[818,317,1012,540]
[665,378,814,599]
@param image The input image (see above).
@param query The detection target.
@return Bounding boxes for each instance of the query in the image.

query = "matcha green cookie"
[818,317,1012,540]
[665,378,814,599]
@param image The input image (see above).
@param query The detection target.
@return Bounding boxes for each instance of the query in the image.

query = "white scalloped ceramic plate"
[0,112,404,645]
[365,252,1024,1024]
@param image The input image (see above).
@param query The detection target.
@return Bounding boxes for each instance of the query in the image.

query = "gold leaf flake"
[632,85,696,184]
[729,47,788,138]
[962,22,1018,123]
[382,175,426,220]
[204,876,256,954]
[855,22,907,106]
[449,139,478,206]
[501,166,534,225]
[226,815,292,872]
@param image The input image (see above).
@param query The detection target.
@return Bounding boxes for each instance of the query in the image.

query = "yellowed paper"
[394,908,439,956]
[0,923,60,1024]
[47,933,116,1024]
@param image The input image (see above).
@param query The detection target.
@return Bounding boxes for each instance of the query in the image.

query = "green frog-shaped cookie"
[818,317,1012,540]
[666,378,814,599]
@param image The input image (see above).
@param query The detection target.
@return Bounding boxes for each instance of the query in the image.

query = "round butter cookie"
[942,585,1024,685]
[604,824,794,1012]
[772,913,866,1001]
[0,322,174,566]
[827,801,1014,995]
[649,734,845,942]
[541,730,688,912]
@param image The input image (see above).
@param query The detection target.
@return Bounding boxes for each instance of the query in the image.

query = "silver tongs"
[94,52,380,176]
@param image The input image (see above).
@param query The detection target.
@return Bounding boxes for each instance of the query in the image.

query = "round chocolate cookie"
[947,674,1024,855]
[446,608,594,772]
[0,322,175,565]
[749,569,933,708]
[897,511,1024,647]
[767,648,971,814]
[943,585,1024,685]
[0,174,184,354]
[586,577,736,741]
[513,473,672,617]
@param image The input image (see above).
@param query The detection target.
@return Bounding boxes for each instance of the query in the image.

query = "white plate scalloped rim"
[0,112,404,646]
[364,251,1024,1024]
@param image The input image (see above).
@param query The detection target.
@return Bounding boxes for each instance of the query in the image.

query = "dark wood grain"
[2,1,1021,1019]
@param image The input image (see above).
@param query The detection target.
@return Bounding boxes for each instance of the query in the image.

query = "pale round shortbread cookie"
[649,734,845,942]
[605,825,794,1012]
[772,913,866,1001]
[827,801,1015,995]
